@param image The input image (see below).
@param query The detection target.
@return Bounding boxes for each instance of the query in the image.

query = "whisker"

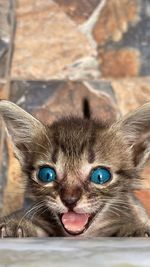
[17,201,46,228]
[108,207,120,217]
[31,205,51,222]
[30,205,47,222]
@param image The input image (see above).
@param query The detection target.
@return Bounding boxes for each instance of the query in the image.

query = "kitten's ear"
[0,100,45,161]
[118,102,150,170]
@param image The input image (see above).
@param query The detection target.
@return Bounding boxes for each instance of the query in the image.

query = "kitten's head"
[0,100,150,236]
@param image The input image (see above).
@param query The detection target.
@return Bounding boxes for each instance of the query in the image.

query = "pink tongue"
[62,212,89,233]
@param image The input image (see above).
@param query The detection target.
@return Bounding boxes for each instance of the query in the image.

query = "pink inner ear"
[62,212,89,233]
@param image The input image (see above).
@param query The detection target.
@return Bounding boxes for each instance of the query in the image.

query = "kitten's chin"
[60,212,93,235]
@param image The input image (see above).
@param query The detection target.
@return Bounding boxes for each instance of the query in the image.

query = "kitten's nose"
[60,187,82,209]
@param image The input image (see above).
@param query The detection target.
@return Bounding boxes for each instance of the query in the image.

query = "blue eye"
[90,167,111,185]
[38,166,56,183]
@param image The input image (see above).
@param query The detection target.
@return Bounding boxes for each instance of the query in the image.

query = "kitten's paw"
[0,224,25,238]
[0,219,38,238]
[131,228,150,237]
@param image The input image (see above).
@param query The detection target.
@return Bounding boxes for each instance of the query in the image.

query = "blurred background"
[0,0,150,216]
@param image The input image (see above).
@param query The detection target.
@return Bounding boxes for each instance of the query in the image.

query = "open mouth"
[60,212,95,235]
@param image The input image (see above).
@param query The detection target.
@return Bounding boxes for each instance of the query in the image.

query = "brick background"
[0,0,150,216]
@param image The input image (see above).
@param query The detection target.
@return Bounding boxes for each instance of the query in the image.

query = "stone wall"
[0,0,150,215]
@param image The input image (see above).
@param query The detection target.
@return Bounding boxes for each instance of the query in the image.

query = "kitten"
[0,99,150,237]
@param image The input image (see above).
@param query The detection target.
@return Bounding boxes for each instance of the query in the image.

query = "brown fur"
[0,100,150,237]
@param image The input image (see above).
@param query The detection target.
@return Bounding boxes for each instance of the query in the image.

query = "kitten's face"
[24,118,135,236]
[1,100,150,237]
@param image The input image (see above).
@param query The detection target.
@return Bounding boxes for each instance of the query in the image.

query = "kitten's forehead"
[32,117,132,172]
[48,117,106,163]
